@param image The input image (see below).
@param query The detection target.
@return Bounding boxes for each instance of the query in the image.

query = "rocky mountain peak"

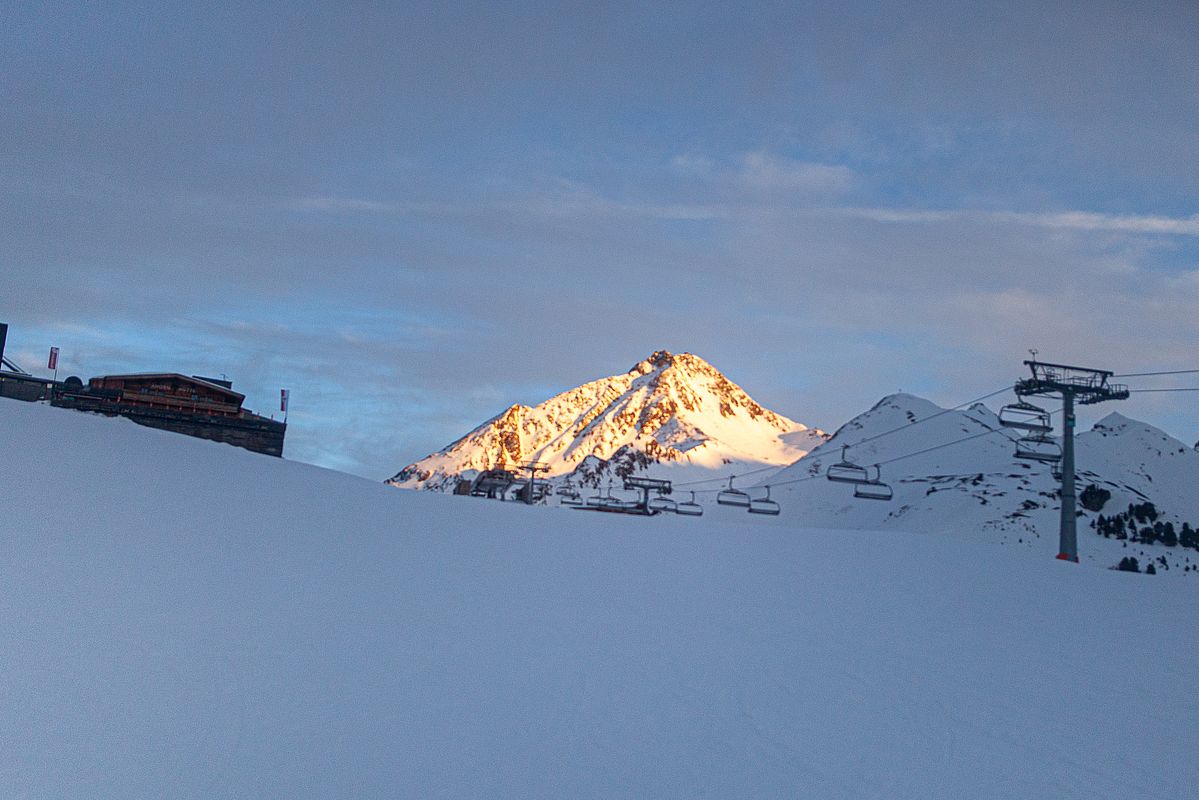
[1092,411,1138,432]
[387,350,826,491]
[631,350,677,374]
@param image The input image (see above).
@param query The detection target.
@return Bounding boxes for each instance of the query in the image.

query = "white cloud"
[737,151,857,193]
[1006,210,1199,236]
[294,196,398,213]
[669,153,716,176]
[832,206,1199,237]
[508,191,728,222]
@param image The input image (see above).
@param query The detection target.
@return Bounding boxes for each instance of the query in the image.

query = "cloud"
[831,207,1199,237]
[292,197,459,216]
[669,153,716,176]
[295,197,398,213]
[1006,211,1199,236]
[737,151,857,193]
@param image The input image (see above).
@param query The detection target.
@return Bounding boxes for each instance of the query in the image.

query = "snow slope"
[756,394,1199,573]
[387,350,825,491]
[3,399,1198,798]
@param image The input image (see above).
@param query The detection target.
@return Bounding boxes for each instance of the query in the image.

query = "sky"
[3,1,1197,478]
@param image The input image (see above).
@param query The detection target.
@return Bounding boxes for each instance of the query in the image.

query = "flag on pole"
[47,347,59,371]
[281,388,289,413]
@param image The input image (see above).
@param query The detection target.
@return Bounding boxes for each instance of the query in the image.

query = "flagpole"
[48,347,59,394]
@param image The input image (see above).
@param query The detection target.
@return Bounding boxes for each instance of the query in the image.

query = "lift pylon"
[520,461,550,505]
[1013,360,1129,562]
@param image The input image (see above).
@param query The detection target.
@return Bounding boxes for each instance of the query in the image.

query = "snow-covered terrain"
[751,394,1199,574]
[3,398,1198,798]
[388,350,825,491]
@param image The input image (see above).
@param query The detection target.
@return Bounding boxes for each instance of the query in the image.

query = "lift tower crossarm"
[1015,361,1129,405]
[1012,360,1129,563]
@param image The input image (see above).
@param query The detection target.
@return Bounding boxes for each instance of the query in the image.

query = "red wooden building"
[86,373,246,416]
[54,373,286,457]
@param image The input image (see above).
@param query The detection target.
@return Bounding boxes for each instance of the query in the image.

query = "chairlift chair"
[999,401,1053,434]
[852,466,894,501]
[613,495,642,511]
[747,485,781,516]
[716,476,752,508]
[1014,433,1062,463]
[600,482,629,510]
[585,484,606,508]
[647,495,678,514]
[826,446,871,484]
[556,479,582,505]
[676,491,704,517]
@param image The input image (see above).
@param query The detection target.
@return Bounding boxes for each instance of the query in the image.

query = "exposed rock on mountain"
[387,351,825,491]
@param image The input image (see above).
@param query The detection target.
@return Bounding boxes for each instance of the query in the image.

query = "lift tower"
[1014,361,1128,562]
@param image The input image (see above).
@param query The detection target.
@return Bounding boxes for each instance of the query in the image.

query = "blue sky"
[3,1,1197,477]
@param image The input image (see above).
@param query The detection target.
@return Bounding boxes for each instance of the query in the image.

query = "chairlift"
[1014,433,1062,463]
[747,485,781,516]
[676,491,704,517]
[852,466,894,501]
[611,494,641,511]
[647,495,678,514]
[556,480,582,506]
[585,484,607,508]
[826,446,871,484]
[716,476,752,508]
[999,401,1053,433]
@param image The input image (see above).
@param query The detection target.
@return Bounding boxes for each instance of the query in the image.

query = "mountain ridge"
[759,392,1199,573]
[387,350,825,491]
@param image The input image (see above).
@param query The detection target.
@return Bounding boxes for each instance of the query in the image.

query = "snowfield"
[2,400,1197,799]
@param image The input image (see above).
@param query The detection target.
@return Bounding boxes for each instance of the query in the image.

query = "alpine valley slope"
[751,393,1199,574]
[3,398,1199,799]
[387,350,825,491]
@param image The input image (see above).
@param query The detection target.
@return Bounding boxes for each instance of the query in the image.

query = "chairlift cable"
[764,408,1064,489]
[691,403,1047,492]
[1114,369,1199,378]
[672,463,781,488]
[839,386,1011,452]
[876,426,1022,468]
[674,386,1011,491]
[692,425,1014,493]
[1126,387,1199,393]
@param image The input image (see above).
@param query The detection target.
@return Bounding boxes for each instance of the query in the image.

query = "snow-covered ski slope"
[3,400,1197,799]
[756,394,1199,573]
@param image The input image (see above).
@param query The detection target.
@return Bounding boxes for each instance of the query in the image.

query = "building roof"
[95,373,246,402]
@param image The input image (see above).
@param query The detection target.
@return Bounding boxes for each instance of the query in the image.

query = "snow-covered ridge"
[387,350,826,490]
[761,393,1199,574]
